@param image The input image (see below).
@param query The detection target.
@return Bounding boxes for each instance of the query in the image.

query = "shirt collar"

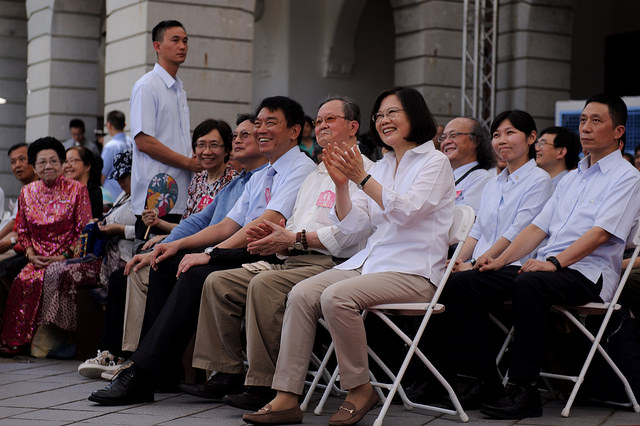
[384,140,436,162]
[153,63,182,90]
[269,145,302,175]
[579,149,623,175]
[244,163,268,178]
[453,161,480,179]
[498,158,537,184]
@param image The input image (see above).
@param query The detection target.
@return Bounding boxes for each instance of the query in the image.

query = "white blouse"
[333,141,455,285]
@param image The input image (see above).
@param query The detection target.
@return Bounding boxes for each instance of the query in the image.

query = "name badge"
[456,189,462,199]
[265,187,271,204]
[316,190,336,208]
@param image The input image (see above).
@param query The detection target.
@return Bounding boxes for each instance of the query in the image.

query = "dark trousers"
[442,266,602,384]
[98,268,130,358]
[130,248,267,377]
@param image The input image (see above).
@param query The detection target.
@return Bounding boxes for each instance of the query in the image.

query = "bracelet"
[301,229,308,250]
[546,256,562,271]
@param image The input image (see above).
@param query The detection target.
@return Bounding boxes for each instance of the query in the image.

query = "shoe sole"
[79,365,120,379]
[88,393,154,406]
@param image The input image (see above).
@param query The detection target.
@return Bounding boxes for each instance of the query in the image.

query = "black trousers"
[130,248,267,377]
[442,266,602,383]
[98,268,129,358]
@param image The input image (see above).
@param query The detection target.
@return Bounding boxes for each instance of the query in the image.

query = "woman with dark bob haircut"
[243,87,455,425]
[140,118,237,242]
[369,86,439,150]
[0,137,92,357]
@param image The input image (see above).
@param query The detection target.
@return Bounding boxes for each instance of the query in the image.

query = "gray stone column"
[496,0,574,129]
[391,0,464,126]
[104,0,255,133]
[24,0,103,143]
[0,0,28,204]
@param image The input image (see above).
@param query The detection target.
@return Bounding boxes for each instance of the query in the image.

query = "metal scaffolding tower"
[461,0,497,129]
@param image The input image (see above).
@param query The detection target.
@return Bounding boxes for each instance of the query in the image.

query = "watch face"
[294,242,303,250]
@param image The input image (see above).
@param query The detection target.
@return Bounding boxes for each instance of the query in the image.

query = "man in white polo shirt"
[129,20,202,238]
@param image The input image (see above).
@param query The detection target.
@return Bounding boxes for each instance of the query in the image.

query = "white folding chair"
[491,220,640,417]
[302,205,475,424]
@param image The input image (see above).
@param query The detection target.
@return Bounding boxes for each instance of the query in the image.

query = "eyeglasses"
[195,142,224,150]
[437,132,475,143]
[63,158,83,165]
[232,131,251,141]
[314,114,346,127]
[535,141,556,149]
[35,158,61,168]
[254,119,282,129]
[372,108,405,124]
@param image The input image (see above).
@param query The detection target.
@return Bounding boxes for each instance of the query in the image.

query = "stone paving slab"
[2,357,640,425]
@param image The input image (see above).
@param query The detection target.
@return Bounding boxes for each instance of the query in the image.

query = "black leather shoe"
[480,383,542,419]
[224,386,277,411]
[88,364,154,405]
[459,379,505,410]
[179,372,244,401]
[404,379,452,409]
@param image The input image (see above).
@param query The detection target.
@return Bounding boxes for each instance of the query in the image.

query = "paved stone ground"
[1,356,639,425]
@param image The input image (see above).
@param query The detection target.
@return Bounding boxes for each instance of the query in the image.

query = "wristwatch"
[546,256,562,271]
[358,174,372,190]
[293,230,308,251]
[204,246,215,256]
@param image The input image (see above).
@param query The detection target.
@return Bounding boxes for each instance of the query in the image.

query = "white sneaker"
[77,350,125,379]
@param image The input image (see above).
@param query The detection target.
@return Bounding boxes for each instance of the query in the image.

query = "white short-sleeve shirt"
[534,150,640,302]
[453,161,492,214]
[129,63,192,215]
[469,159,553,265]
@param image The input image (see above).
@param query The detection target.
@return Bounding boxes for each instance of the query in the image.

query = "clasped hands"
[323,142,368,187]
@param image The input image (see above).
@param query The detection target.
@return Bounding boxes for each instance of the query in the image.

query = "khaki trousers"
[271,268,435,394]
[191,254,335,386]
[121,265,150,352]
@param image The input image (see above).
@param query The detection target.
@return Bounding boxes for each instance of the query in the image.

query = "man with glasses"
[535,126,581,188]
[439,117,494,214]
[179,96,373,411]
[88,96,315,405]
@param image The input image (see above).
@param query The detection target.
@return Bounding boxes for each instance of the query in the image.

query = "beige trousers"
[271,268,435,394]
[191,254,335,387]
[121,265,150,352]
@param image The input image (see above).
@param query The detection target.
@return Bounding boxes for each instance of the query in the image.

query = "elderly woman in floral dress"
[0,137,91,357]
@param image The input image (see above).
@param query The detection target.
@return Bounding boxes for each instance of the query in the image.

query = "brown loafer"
[329,391,379,425]
[242,403,304,425]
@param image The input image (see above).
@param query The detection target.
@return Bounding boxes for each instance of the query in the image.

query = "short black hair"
[152,20,185,43]
[106,110,126,131]
[28,137,66,165]
[7,142,28,157]
[69,118,85,130]
[192,119,233,162]
[491,110,537,160]
[540,126,581,170]
[585,93,627,128]
[370,87,437,150]
[255,96,305,143]
[236,113,254,126]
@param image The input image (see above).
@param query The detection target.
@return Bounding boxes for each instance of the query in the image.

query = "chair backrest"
[448,205,475,246]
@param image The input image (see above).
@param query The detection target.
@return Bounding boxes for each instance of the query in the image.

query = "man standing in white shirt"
[534,126,581,188]
[439,117,493,214]
[443,93,640,419]
[129,20,202,238]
